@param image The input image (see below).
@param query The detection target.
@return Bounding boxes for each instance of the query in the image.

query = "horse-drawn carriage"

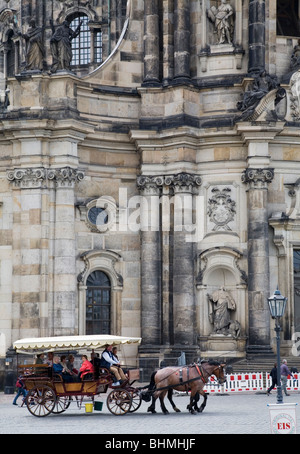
[13,334,142,417]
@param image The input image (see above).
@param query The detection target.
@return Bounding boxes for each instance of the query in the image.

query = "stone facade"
[1,0,300,376]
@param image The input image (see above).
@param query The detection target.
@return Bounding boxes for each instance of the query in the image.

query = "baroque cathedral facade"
[1,0,300,374]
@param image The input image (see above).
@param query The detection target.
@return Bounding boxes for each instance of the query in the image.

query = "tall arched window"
[70,14,103,67]
[86,271,111,334]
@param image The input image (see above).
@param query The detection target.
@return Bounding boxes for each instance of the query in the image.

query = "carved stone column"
[174,0,190,80]
[248,0,266,75]
[143,0,160,85]
[242,168,274,354]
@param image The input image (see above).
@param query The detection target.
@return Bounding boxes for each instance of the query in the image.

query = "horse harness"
[151,363,222,393]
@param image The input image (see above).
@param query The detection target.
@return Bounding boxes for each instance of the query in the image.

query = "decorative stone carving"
[291,39,300,71]
[7,167,85,189]
[289,70,300,121]
[6,168,47,188]
[137,173,202,195]
[207,287,239,336]
[207,187,236,231]
[241,168,274,190]
[237,70,285,121]
[207,0,234,45]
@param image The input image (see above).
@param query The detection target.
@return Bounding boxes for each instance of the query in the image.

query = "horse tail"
[148,371,157,390]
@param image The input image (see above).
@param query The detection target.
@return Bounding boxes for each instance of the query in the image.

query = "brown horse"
[146,360,226,414]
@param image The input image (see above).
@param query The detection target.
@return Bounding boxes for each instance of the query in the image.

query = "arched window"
[70,14,103,67]
[86,271,111,334]
[277,0,300,37]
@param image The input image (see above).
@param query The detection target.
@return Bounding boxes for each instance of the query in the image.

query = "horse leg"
[167,389,181,413]
[159,390,169,414]
[198,392,208,413]
[147,394,157,414]
[193,392,200,412]
[147,371,158,413]
[186,393,197,414]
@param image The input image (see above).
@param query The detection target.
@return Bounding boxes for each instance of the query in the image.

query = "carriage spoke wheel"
[52,396,71,414]
[107,389,132,415]
[26,385,56,417]
[128,390,142,413]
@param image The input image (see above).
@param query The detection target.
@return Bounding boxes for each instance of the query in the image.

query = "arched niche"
[196,247,247,338]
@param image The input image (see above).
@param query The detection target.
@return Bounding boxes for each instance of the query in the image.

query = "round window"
[87,206,108,226]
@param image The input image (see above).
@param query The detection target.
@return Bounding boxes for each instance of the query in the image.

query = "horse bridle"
[197,363,226,385]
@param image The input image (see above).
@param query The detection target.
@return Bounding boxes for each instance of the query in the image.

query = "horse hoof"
[147,408,156,414]
[175,408,181,413]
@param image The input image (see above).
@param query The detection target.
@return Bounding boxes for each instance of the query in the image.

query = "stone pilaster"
[242,168,274,354]
[50,167,84,336]
[172,173,200,345]
[137,175,163,346]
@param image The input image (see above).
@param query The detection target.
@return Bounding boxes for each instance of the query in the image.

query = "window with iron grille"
[86,271,111,335]
[94,30,103,63]
[70,15,91,66]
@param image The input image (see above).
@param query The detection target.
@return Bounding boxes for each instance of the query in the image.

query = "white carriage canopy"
[13,335,142,354]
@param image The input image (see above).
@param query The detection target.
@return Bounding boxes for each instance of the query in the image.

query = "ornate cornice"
[241,168,274,189]
[7,166,85,189]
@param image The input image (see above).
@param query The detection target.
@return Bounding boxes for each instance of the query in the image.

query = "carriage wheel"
[52,396,71,414]
[107,389,132,415]
[26,385,56,417]
[128,390,142,413]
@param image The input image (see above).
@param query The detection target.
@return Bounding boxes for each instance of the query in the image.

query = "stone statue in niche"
[50,19,82,72]
[207,0,234,45]
[20,19,45,71]
[207,287,240,336]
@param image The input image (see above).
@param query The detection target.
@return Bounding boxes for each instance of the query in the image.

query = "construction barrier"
[175,372,300,395]
[204,372,264,394]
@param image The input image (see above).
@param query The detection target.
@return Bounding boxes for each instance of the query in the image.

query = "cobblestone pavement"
[1,389,300,435]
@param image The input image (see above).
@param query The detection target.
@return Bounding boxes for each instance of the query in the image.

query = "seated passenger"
[67,354,78,375]
[100,344,128,387]
[78,355,94,380]
[91,350,101,378]
[53,356,73,382]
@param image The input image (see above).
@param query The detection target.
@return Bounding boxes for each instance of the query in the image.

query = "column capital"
[7,166,85,189]
[241,167,274,189]
[137,172,202,195]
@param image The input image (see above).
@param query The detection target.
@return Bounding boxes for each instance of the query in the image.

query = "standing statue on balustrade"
[20,19,45,71]
[207,0,234,45]
[50,19,82,73]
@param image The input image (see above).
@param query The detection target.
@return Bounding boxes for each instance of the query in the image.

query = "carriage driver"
[100,344,127,387]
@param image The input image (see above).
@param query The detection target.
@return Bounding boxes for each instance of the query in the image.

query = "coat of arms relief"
[207,186,236,232]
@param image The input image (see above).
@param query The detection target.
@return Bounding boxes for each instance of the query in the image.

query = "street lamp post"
[268,287,287,405]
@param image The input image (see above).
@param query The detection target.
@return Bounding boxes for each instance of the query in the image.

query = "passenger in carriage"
[100,344,128,387]
[67,354,78,375]
[78,355,94,380]
[52,356,73,383]
[91,350,101,378]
